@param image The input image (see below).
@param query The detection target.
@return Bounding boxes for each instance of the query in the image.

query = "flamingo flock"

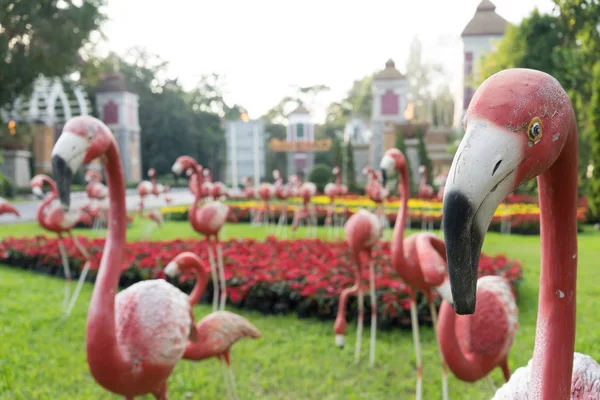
[12,67,600,399]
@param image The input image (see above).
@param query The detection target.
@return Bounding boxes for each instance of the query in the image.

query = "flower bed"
[0,235,523,329]
[161,195,588,235]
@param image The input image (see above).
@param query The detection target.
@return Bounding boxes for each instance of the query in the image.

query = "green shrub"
[308,164,332,192]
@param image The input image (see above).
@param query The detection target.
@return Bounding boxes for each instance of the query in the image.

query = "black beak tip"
[51,155,73,209]
[337,344,344,350]
[453,297,476,315]
[380,169,387,186]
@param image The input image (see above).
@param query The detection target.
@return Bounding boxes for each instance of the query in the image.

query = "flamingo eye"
[527,117,542,143]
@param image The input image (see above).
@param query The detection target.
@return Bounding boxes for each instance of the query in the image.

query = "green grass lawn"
[0,220,599,399]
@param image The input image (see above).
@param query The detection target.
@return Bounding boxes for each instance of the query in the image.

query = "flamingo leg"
[486,375,497,393]
[206,240,219,311]
[65,235,92,317]
[410,298,423,400]
[216,240,227,310]
[227,365,240,400]
[220,359,234,400]
[429,301,449,400]
[152,380,168,400]
[368,258,377,367]
[57,238,71,316]
[354,288,364,365]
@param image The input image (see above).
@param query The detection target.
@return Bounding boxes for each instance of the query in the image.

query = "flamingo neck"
[530,115,578,399]
[187,262,209,306]
[334,279,360,334]
[335,172,341,186]
[190,165,203,232]
[437,301,489,381]
[86,142,129,379]
[391,164,409,263]
[37,189,56,230]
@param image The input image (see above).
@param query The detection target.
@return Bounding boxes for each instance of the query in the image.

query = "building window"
[296,123,304,139]
[353,126,360,142]
[381,90,399,116]
[464,52,474,80]
[103,101,118,124]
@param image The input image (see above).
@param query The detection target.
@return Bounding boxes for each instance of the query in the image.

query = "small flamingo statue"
[30,174,92,318]
[272,170,290,238]
[380,148,451,400]
[335,208,382,367]
[417,165,435,231]
[164,252,261,400]
[0,197,19,257]
[291,178,317,238]
[172,156,230,311]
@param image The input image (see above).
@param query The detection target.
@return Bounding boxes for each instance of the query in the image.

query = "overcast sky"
[100,0,556,122]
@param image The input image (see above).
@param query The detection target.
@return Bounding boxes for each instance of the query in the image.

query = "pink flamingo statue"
[379,148,451,400]
[0,197,19,217]
[291,178,317,238]
[363,166,389,231]
[30,174,93,318]
[0,197,20,257]
[442,68,600,399]
[164,252,261,400]
[324,166,343,239]
[272,170,290,238]
[172,156,229,311]
[254,181,275,227]
[84,169,109,230]
[438,275,518,395]
[51,115,196,399]
[334,208,382,366]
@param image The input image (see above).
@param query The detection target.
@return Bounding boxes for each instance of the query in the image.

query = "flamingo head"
[51,116,115,209]
[332,167,340,175]
[147,168,156,178]
[418,165,426,174]
[29,174,48,199]
[379,148,407,187]
[443,68,573,314]
[172,155,200,177]
[203,168,210,178]
[164,251,207,278]
[361,166,371,176]
[272,169,280,180]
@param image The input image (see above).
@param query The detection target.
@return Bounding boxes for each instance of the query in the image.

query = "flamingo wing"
[414,233,447,287]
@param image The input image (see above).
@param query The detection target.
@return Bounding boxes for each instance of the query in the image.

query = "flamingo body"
[0,197,19,216]
[439,275,517,383]
[184,311,261,361]
[492,353,600,399]
[192,201,229,236]
[344,209,382,250]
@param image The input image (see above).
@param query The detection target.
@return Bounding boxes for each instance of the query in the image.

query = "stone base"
[1,150,32,187]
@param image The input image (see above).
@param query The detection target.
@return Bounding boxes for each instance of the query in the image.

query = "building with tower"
[286,105,316,179]
[454,0,509,129]
[343,59,453,185]
[95,71,142,183]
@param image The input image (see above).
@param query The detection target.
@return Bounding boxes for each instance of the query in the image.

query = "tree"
[262,84,330,124]
[416,129,433,188]
[332,138,343,171]
[345,139,356,191]
[0,0,107,110]
[308,164,331,192]
[586,62,600,222]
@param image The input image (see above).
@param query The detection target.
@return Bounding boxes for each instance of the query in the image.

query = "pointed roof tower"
[461,0,509,37]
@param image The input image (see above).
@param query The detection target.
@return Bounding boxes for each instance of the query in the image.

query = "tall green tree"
[416,129,433,188]
[264,122,287,181]
[332,137,343,172]
[0,0,107,110]
[345,139,356,191]
[395,129,412,194]
[586,62,600,222]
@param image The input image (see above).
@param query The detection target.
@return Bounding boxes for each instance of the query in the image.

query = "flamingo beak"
[335,334,344,349]
[52,131,89,210]
[164,261,180,277]
[171,161,184,176]
[32,186,44,199]
[442,119,521,314]
[379,154,395,187]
